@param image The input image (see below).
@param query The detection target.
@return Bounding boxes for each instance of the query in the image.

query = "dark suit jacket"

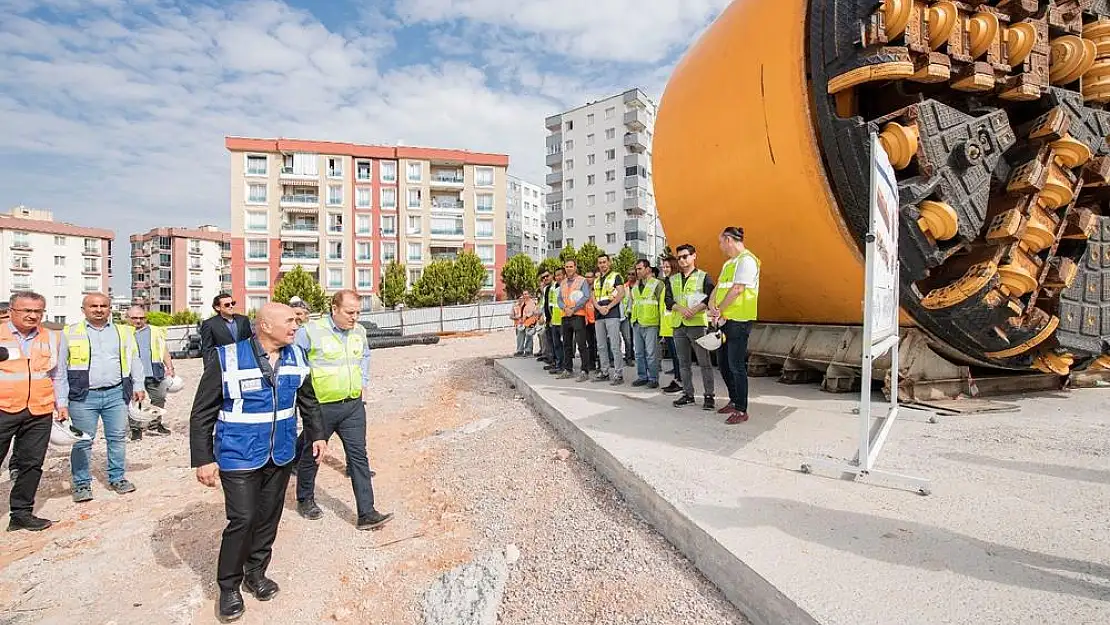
[199,314,254,365]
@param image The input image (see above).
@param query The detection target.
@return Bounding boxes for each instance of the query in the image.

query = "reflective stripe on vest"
[631,278,662,326]
[215,340,310,471]
[670,270,708,327]
[715,250,761,322]
[305,317,365,403]
[560,276,588,317]
[64,323,135,402]
[0,325,59,415]
[593,272,619,302]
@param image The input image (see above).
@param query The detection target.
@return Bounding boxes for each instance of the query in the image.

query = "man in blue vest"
[190,302,327,622]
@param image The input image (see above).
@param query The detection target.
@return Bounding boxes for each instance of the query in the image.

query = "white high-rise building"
[506,175,546,262]
[544,88,665,258]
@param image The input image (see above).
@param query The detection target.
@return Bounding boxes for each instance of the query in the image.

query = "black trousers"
[561,315,592,373]
[546,323,564,369]
[585,321,599,366]
[720,320,753,411]
[0,410,51,518]
[295,398,376,518]
[217,460,292,592]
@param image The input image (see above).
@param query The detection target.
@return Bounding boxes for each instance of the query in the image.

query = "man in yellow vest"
[57,293,146,503]
[666,244,718,411]
[294,289,393,530]
[629,260,663,389]
[0,291,65,531]
[125,306,175,440]
[709,226,761,425]
[591,253,626,385]
[544,267,566,374]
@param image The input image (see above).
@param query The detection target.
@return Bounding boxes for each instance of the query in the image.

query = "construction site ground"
[0,331,746,625]
[496,355,1110,625]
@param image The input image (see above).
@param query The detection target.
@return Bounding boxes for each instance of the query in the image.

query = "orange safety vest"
[0,324,60,416]
[560,276,589,318]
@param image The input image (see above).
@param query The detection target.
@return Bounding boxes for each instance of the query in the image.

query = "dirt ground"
[0,331,747,625]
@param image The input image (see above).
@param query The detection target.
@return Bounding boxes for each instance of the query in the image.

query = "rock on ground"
[422,551,508,625]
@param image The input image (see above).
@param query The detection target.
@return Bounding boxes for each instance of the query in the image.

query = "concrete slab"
[496,358,1110,625]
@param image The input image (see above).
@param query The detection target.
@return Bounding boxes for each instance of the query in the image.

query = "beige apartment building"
[130,225,232,314]
[1,205,113,325]
[225,137,510,312]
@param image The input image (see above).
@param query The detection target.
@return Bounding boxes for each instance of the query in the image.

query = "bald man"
[125,306,175,440]
[57,293,146,503]
[190,302,326,622]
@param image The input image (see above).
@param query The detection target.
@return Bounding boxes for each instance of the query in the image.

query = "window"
[606,211,617,224]
[587,195,596,207]
[607,233,617,244]
[381,187,397,209]
[407,188,422,208]
[327,157,343,178]
[248,296,267,313]
[54,236,65,246]
[474,167,494,187]
[606,191,617,203]
[247,183,267,204]
[605,128,615,140]
[483,269,494,289]
[476,220,494,238]
[245,211,268,232]
[381,161,397,183]
[380,215,397,235]
[587,214,596,226]
[327,213,343,234]
[190,288,203,303]
[566,179,575,190]
[586,174,595,186]
[605,170,616,182]
[83,258,100,273]
[565,120,574,131]
[475,193,494,213]
[360,296,373,311]
[588,235,596,244]
[587,113,595,125]
[327,268,343,288]
[476,245,494,264]
[83,277,100,292]
[356,159,372,181]
[587,154,596,165]
[381,241,397,262]
[407,215,422,234]
[357,241,373,261]
[565,139,574,151]
[54,275,65,287]
[247,268,268,288]
[605,106,615,120]
[54,295,65,307]
[54,255,65,268]
[430,216,463,236]
[407,242,423,262]
[409,268,422,285]
[565,199,574,210]
[565,159,574,171]
[566,218,575,228]
[407,162,422,182]
[586,134,595,146]
[356,187,372,208]
[327,184,343,206]
[356,214,371,234]
[246,155,267,176]
[357,268,373,288]
[327,240,343,260]
[247,240,268,259]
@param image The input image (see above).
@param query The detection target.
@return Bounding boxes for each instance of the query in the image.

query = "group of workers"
[515,226,759,424]
[0,288,391,623]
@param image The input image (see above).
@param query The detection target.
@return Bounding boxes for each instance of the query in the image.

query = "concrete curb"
[495,360,821,625]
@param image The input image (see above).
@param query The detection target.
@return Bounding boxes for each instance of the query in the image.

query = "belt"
[90,381,123,391]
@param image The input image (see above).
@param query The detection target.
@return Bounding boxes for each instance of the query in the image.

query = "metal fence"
[359,301,515,335]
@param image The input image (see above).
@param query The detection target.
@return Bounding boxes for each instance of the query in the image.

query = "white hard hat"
[128,400,167,426]
[695,330,723,351]
[50,419,92,447]
[160,375,185,393]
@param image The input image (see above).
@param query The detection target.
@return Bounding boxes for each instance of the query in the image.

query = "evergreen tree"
[380,261,407,308]
[451,250,487,304]
[614,246,638,276]
[272,265,328,312]
[501,253,538,298]
[576,242,603,274]
[558,244,578,264]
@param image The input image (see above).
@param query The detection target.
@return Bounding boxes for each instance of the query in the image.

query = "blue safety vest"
[213,339,311,472]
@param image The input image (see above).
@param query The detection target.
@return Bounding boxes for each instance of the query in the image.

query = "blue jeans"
[633,324,660,383]
[515,327,534,355]
[69,388,129,486]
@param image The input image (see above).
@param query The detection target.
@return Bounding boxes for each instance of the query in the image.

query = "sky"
[0,0,730,293]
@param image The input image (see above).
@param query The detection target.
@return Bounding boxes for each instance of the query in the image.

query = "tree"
[577,242,603,275]
[406,260,455,308]
[501,253,537,299]
[539,257,562,275]
[272,265,328,312]
[147,311,173,326]
[614,246,638,277]
[451,250,487,304]
[380,261,407,308]
[558,244,578,264]
[170,310,201,326]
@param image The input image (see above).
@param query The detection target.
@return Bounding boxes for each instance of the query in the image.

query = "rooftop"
[225,137,510,168]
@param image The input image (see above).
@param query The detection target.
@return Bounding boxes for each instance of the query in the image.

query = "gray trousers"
[673,325,715,398]
[594,317,624,379]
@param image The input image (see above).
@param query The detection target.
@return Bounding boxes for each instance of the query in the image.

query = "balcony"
[83,246,101,256]
[625,153,648,169]
[624,197,645,215]
[624,132,647,151]
[429,226,465,238]
[190,296,204,304]
[624,175,642,189]
[188,246,202,255]
[280,192,319,208]
[280,249,320,263]
[545,114,562,130]
[189,278,202,287]
[431,199,464,213]
[545,132,562,152]
[281,221,320,239]
[546,151,562,167]
[547,190,562,205]
[624,108,648,131]
[430,246,461,261]
[429,170,465,188]
[623,89,649,107]
[82,266,101,275]
[10,240,31,251]
[546,171,563,185]
[280,167,319,183]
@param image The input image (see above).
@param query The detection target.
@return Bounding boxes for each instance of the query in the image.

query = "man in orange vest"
[557,259,594,381]
[0,291,66,532]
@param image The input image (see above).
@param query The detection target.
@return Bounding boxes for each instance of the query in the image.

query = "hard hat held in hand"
[159,375,185,393]
[695,330,723,351]
[128,400,167,426]
[51,419,92,447]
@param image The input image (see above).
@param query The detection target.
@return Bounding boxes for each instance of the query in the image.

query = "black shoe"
[130,428,143,441]
[673,395,695,407]
[702,396,716,411]
[662,381,682,394]
[543,364,557,370]
[297,499,323,520]
[243,573,280,601]
[146,422,171,436]
[357,510,394,530]
[631,379,649,387]
[7,514,52,532]
[217,589,245,622]
[648,381,660,389]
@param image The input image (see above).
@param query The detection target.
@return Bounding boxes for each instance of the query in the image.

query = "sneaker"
[702,396,716,411]
[146,423,171,436]
[543,364,557,371]
[109,479,136,495]
[673,395,695,407]
[297,499,323,520]
[556,371,573,379]
[717,402,736,414]
[726,410,750,425]
[609,377,624,386]
[631,379,649,387]
[72,484,93,503]
[575,372,589,382]
[130,428,143,441]
[549,368,563,375]
[591,373,610,383]
[662,381,683,394]
[648,381,660,389]
[357,509,394,530]
[7,514,52,532]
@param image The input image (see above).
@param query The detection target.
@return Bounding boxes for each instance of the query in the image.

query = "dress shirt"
[55,320,145,408]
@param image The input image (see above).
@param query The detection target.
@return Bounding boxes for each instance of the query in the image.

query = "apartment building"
[544,88,666,258]
[226,137,509,312]
[130,225,232,314]
[506,175,546,262]
[0,205,113,325]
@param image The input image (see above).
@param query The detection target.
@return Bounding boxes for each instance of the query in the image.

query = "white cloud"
[0,0,724,293]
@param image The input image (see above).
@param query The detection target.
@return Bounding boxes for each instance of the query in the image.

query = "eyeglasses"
[676,254,691,260]
[12,308,44,315]
[221,301,237,307]
[128,316,147,321]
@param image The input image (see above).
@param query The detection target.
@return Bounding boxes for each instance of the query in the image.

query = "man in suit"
[200,293,254,366]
